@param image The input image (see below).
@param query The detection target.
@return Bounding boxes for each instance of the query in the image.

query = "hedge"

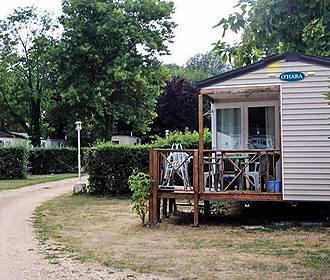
[28,148,86,175]
[87,144,150,196]
[0,147,28,179]
[152,128,211,149]
[86,130,212,196]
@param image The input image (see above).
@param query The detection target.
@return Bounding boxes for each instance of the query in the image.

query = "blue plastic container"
[268,180,281,192]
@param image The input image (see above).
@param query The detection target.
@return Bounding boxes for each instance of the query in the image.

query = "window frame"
[212,100,280,150]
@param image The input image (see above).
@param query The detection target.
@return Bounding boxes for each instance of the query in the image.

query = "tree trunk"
[30,98,41,147]
[103,112,113,141]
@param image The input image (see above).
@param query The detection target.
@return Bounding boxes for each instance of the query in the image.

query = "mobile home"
[149,52,330,225]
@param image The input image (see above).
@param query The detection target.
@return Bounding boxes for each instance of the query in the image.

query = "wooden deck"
[158,187,282,201]
[150,149,283,226]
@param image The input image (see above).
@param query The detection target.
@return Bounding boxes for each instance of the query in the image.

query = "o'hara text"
[280,72,305,81]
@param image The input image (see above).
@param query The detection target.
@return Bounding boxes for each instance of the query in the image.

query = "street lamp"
[75,121,82,183]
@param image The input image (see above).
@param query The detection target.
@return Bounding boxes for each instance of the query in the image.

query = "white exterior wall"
[41,139,69,148]
[205,60,330,201]
[0,137,28,147]
[111,135,141,145]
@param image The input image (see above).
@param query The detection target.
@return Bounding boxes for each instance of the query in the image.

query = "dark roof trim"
[0,131,26,139]
[195,52,330,89]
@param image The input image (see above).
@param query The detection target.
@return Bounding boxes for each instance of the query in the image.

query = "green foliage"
[0,147,28,179]
[128,172,151,224]
[28,147,84,175]
[185,52,229,76]
[0,7,59,146]
[152,129,212,149]
[165,64,210,83]
[214,0,330,67]
[87,144,150,196]
[59,0,176,142]
[164,51,229,83]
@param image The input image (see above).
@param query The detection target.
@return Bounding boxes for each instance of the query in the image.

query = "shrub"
[28,147,82,174]
[152,128,211,149]
[87,144,150,196]
[128,172,151,224]
[0,147,28,179]
[86,130,209,197]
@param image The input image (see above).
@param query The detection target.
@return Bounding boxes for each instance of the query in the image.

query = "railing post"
[198,94,204,194]
[193,150,199,226]
[151,149,159,224]
[149,149,153,223]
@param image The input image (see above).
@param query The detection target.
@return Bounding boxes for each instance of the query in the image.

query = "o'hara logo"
[280,71,305,82]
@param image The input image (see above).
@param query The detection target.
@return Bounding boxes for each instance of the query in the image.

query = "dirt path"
[0,177,171,280]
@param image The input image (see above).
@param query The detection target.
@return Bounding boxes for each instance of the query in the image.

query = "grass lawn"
[0,174,77,191]
[34,195,330,280]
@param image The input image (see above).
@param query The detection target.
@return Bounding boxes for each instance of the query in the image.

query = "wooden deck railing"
[151,149,198,191]
[202,149,282,193]
[150,148,282,194]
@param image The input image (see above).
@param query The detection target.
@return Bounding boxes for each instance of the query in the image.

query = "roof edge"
[195,52,330,89]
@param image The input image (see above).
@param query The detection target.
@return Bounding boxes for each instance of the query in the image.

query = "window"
[216,108,241,149]
[214,101,279,150]
[248,106,275,149]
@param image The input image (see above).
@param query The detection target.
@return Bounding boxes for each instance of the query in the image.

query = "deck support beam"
[193,150,199,226]
[198,93,204,195]
[150,149,160,224]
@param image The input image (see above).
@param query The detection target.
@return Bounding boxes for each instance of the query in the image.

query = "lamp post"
[75,121,82,183]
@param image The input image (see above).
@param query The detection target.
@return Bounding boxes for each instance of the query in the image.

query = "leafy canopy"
[214,0,330,67]
[164,51,229,83]
[0,7,58,146]
[59,0,176,142]
[185,51,229,76]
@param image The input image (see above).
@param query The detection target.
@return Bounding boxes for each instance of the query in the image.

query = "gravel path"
[0,177,172,280]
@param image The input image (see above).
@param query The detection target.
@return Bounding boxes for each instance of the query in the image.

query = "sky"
[0,0,239,66]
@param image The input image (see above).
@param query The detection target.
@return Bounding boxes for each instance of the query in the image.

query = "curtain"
[216,108,241,149]
[265,106,275,148]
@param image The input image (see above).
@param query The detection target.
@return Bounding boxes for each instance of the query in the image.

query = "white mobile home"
[0,131,28,147]
[149,52,330,225]
[111,135,141,145]
[197,52,330,202]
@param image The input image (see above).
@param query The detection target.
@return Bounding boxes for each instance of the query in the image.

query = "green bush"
[87,144,150,196]
[28,148,81,174]
[0,147,28,179]
[152,128,211,149]
[128,172,151,224]
[86,130,209,197]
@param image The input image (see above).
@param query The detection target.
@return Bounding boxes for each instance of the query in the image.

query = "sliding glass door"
[215,101,279,150]
[248,106,275,149]
[216,108,242,149]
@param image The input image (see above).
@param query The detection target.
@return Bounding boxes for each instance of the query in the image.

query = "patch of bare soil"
[37,196,330,280]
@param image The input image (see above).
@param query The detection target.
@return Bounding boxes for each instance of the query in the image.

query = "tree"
[185,51,228,76]
[153,76,198,133]
[164,52,229,84]
[214,0,330,67]
[58,0,176,142]
[164,64,209,83]
[0,7,57,146]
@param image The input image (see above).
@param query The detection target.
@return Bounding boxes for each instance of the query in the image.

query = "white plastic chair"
[204,155,222,190]
[247,161,260,190]
[162,143,191,189]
